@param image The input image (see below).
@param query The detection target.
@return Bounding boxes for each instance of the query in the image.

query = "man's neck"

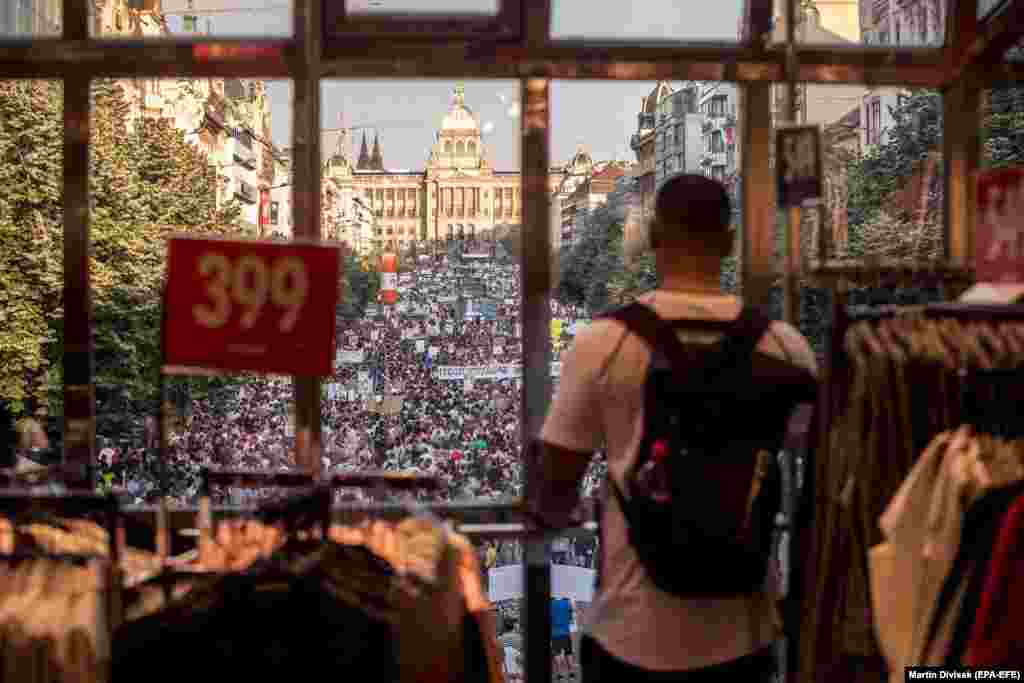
[659,272,723,295]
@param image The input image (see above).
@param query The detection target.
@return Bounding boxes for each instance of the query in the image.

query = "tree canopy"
[0,79,241,449]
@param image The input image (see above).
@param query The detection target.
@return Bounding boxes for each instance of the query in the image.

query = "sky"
[160,0,747,169]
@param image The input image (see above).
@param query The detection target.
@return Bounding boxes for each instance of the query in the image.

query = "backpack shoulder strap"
[605,302,693,376]
[709,305,774,374]
[605,302,773,383]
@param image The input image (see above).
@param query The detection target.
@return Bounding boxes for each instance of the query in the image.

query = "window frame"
[4,0,1013,679]
[324,0,522,45]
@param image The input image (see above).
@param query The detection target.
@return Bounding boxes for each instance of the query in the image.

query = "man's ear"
[647,217,660,249]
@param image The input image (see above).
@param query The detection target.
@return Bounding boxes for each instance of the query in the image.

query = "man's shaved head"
[649,173,732,256]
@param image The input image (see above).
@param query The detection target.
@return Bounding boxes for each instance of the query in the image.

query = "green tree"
[556,201,658,314]
[0,78,241,446]
[983,85,1024,169]
[846,85,1024,261]
[0,82,63,419]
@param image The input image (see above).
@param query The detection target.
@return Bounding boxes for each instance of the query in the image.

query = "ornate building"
[329,83,565,254]
[630,81,671,221]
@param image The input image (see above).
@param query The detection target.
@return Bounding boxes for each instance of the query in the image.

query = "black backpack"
[603,302,817,597]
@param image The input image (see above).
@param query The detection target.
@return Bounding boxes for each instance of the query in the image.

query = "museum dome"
[440,83,480,132]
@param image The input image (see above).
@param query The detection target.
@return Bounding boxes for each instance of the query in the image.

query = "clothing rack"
[827,302,1024,397]
[0,463,130,497]
[0,490,123,631]
[802,301,1024,683]
[807,259,974,288]
[194,466,446,560]
[199,467,442,496]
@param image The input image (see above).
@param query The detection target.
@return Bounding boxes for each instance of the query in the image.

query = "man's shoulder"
[762,319,819,378]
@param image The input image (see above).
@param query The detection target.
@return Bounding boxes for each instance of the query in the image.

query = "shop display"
[799,305,1024,683]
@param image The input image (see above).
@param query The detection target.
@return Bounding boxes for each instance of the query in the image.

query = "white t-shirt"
[541,290,818,672]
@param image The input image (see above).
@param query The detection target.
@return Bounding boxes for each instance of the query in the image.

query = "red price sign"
[164,236,342,376]
[975,167,1024,283]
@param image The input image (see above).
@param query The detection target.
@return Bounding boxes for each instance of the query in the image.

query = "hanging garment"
[921,481,1024,666]
[0,557,110,683]
[449,531,504,683]
[140,514,492,683]
[870,430,1024,680]
[794,317,1024,683]
[801,314,1024,683]
[965,489,1024,666]
[870,427,978,681]
[0,517,158,583]
[114,559,398,683]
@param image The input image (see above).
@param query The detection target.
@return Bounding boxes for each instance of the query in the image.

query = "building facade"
[0,0,61,35]
[857,0,945,152]
[569,163,629,248]
[630,82,671,221]
[552,147,595,249]
[267,153,293,239]
[655,84,704,187]
[329,84,564,256]
[698,82,740,187]
[86,0,286,238]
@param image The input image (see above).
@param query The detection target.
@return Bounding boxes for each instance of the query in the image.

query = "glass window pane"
[91,77,294,503]
[321,79,521,505]
[551,80,735,313]
[982,83,1024,168]
[0,0,61,35]
[346,0,499,14]
[799,84,945,351]
[781,0,947,46]
[93,0,292,39]
[551,0,742,41]
[978,0,1003,20]
[489,530,598,678]
[0,81,62,469]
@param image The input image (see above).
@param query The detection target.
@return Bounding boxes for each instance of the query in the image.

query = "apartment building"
[0,0,60,35]
[654,84,705,188]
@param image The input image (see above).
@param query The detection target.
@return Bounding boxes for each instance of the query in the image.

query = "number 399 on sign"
[163,236,343,377]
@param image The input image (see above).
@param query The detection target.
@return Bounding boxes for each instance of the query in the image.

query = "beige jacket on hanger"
[870,428,1018,682]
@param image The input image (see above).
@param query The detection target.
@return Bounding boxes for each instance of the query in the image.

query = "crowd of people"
[94,246,606,556]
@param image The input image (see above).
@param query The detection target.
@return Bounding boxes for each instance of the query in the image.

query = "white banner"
[415,340,426,353]
[336,349,365,364]
[433,364,521,381]
[488,564,595,603]
[504,298,515,305]
[432,363,560,381]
